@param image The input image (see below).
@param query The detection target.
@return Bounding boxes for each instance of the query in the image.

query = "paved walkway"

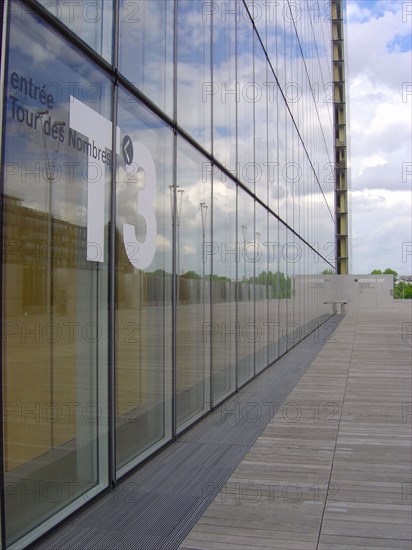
[179,303,412,550]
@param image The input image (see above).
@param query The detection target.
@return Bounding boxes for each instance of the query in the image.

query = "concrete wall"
[293,275,394,314]
[323,274,394,312]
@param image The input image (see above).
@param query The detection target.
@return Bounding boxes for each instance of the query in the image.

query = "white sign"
[69,97,157,268]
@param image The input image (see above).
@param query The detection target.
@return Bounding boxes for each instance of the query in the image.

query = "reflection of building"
[4,195,86,268]
[4,194,87,316]
[0,1,347,548]
[4,195,86,257]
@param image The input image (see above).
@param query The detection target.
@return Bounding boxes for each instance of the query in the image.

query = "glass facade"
[0,0,337,547]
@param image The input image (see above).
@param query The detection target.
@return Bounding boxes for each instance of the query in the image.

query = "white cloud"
[347,0,412,274]
[351,189,411,274]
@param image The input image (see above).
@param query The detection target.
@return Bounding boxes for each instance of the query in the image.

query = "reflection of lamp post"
[241,224,247,282]
[169,185,184,300]
[169,185,174,223]
[177,188,184,279]
[200,202,208,407]
[38,110,65,317]
[255,232,260,288]
[200,201,208,321]
[38,110,65,451]
[200,202,208,279]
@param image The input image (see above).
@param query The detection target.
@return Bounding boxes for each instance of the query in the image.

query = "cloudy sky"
[346,0,412,275]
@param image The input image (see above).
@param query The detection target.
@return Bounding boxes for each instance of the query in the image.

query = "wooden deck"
[179,303,412,549]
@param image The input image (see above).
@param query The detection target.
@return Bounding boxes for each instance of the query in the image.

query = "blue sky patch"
[386,33,412,53]
[348,0,398,23]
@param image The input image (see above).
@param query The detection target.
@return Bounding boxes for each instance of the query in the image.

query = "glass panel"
[285,228,295,351]
[237,14,254,192]
[291,232,300,349]
[212,0,237,171]
[278,222,289,356]
[119,0,174,117]
[176,139,211,430]
[278,101,288,222]
[237,187,254,385]
[254,31,268,203]
[211,170,237,404]
[255,202,268,373]
[177,0,211,151]
[115,86,173,472]
[36,0,113,61]
[253,0,268,47]
[268,215,280,364]
[298,243,307,339]
[2,5,110,544]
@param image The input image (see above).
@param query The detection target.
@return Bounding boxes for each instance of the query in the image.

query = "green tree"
[265,271,292,299]
[151,269,170,278]
[394,281,412,299]
[405,285,412,299]
[180,270,201,279]
[370,269,383,274]
[210,274,232,283]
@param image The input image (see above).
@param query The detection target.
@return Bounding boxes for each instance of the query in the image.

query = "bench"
[323,300,348,314]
